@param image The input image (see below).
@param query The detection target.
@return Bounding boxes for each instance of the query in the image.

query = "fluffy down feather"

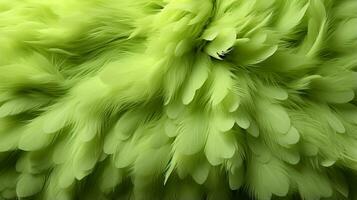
[0,0,357,200]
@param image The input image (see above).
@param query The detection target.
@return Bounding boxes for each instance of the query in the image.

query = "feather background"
[0,0,357,199]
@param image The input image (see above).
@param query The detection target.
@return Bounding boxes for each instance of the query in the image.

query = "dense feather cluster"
[0,0,357,199]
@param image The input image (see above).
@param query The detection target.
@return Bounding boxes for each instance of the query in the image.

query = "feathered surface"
[0,0,357,199]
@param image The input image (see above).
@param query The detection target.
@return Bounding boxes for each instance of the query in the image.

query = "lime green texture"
[0,0,357,199]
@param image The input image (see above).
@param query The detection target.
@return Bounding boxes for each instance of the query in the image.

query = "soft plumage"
[0,0,357,199]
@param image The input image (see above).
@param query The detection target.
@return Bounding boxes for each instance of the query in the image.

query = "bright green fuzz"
[0,0,357,199]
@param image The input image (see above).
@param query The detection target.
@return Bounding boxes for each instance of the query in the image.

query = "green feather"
[247,157,290,200]
[174,110,209,155]
[16,174,45,197]
[205,130,236,166]
[182,54,210,105]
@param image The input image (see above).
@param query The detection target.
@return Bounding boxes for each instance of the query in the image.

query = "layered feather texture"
[0,0,357,199]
